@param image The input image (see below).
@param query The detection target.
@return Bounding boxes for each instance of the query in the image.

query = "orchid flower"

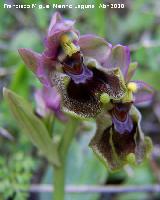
[89,46,154,170]
[18,12,127,117]
[18,12,153,170]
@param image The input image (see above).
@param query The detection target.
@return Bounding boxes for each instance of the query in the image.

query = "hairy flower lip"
[51,64,127,118]
[64,66,127,99]
[90,105,152,170]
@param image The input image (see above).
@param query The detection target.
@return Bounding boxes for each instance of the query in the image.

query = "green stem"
[53,118,78,200]
[54,160,65,200]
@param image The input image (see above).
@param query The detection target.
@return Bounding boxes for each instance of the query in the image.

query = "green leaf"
[3,88,60,167]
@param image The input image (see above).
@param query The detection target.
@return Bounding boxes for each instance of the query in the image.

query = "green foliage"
[66,0,106,37]
[133,69,160,91]
[133,47,160,71]
[132,46,160,91]
[106,0,155,43]
[0,152,34,200]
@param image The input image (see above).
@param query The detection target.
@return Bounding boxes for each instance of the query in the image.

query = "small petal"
[48,12,61,36]
[18,48,41,73]
[79,34,112,65]
[132,80,154,105]
[105,45,130,78]
[131,106,152,163]
[48,12,75,39]
[125,62,138,82]
[44,12,77,60]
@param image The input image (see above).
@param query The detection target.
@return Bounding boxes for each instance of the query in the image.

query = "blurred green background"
[0,0,160,200]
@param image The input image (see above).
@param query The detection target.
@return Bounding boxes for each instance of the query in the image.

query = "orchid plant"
[3,12,154,200]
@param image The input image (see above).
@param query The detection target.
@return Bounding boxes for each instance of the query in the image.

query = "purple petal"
[42,86,67,121]
[19,49,57,87]
[36,56,57,87]
[48,12,62,36]
[105,45,130,78]
[154,103,160,122]
[132,80,154,105]
[79,34,112,65]
[18,48,41,73]
[43,86,61,111]
[34,89,47,117]
[48,12,75,39]
[45,12,76,59]
[35,86,66,121]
